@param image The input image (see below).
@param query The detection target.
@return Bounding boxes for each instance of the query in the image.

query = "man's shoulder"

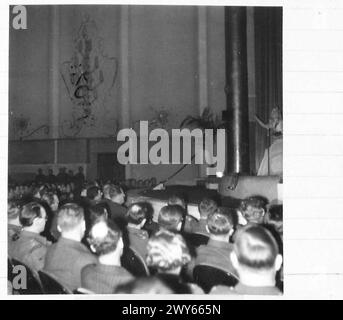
[210,284,282,296]
[81,263,97,276]
[128,228,149,241]
[210,285,237,295]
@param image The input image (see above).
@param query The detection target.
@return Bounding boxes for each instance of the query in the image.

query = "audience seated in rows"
[8,177,283,296]
[9,202,51,272]
[210,224,282,295]
[81,219,133,294]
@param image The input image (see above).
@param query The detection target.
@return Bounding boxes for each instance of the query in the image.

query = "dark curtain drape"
[253,7,282,173]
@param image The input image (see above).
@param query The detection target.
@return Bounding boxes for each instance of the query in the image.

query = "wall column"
[120,5,132,178]
[49,6,60,164]
[198,6,208,178]
[225,7,250,174]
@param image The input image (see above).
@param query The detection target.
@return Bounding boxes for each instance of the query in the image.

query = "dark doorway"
[97,153,125,182]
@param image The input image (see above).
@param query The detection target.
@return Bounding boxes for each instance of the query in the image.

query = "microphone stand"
[267,128,271,176]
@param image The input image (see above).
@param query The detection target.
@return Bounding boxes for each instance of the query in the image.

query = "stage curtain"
[253,7,282,174]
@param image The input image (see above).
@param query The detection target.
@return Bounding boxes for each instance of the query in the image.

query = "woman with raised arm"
[255,107,283,177]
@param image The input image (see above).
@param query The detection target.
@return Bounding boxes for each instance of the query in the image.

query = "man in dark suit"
[210,225,282,295]
[44,203,97,291]
[101,184,127,228]
[187,207,238,278]
[9,202,51,272]
[81,220,133,294]
[126,203,149,259]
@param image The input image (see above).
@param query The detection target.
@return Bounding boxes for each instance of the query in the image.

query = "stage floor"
[127,185,242,208]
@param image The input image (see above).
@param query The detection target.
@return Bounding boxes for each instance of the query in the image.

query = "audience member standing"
[56,167,68,184]
[74,166,85,188]
[46,169,56,184]
[35,168,46,184]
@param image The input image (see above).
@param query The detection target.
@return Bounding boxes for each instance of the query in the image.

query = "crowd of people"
[8,169,283,295]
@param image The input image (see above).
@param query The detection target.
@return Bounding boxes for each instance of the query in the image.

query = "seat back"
[182,233,209,248]
[10,258,43,294]
[8,257,14,282]
[193,264,239,293]
[38,271,72,294]
[121,246,150,277]
[73,288,95,294]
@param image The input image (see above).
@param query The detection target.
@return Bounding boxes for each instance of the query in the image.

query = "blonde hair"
[146,229,191,272]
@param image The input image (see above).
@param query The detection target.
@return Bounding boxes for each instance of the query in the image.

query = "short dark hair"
[234,224,279,270]
[57,203,84,232]
[206,207,237,235]
[168,195,186,209]
[103,184,122,199]
[87,220,122,256]
[87,186,101,200]
[19,202,45,227]
[198,198,218,219]
[158,205,185,231]
[266,205,283,223]
[126,203,147,225]
[89,205,108,225]
[239,196,267,223]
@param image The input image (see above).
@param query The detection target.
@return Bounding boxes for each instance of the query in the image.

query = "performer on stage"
[255,107,283,177]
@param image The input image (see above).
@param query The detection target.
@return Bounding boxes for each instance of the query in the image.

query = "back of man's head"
[233,224,280,272]
[87,220,122,256]
[87,186,101,200]
[126,203,147,226]
[206,207,237,236]
[19,202,46,230]
[103,184,123,200]
[158,205,185,232]
[89,204,108,226]
[199,198,218,219]
[57,203,85,233]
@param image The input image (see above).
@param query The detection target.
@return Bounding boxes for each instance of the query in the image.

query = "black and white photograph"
[6,2,283,296]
